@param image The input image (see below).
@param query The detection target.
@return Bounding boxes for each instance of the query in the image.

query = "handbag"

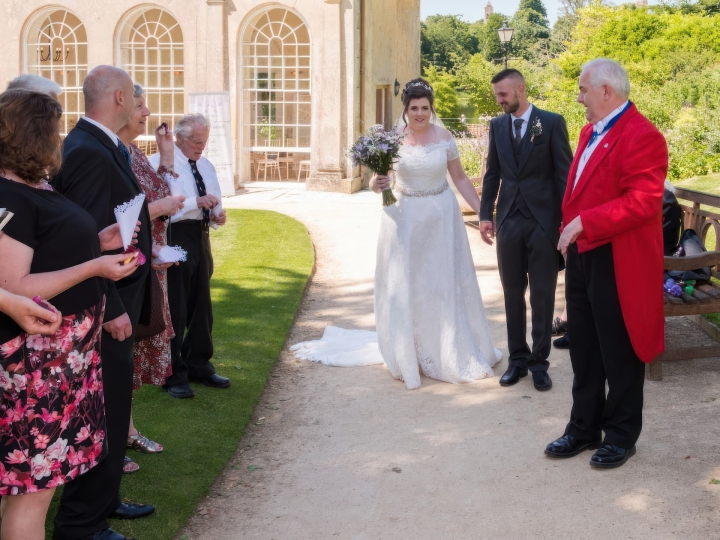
[135,270,167,340]
[667,228,712,282]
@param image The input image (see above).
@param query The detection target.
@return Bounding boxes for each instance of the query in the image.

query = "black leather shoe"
[499,366,528,386]
[553,332,569,349]
[191,373,231,388]
[166,383,195,399]
[83,528,138,540]
[545,434,602,458]
[110,502,155,520]
[532,370,552,391]
[590,444,636,469]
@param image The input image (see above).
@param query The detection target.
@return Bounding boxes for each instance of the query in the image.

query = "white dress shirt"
[511,103,533,140]
[149,145,222,223]
[573,101,629,188]
[82,116,119,146]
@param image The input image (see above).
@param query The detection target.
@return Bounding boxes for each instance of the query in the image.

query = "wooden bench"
[648,187,720,380]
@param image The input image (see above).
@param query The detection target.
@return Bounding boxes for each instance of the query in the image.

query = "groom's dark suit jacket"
[480,106,572,247]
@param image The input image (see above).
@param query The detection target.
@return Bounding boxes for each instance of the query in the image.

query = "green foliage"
[457,55,500,116]
[424,1,720,180]
[552,5,720,178]
[421,15,478,74]
[456,134,488,178]
[425,65,460,118]
[470,14,508,63]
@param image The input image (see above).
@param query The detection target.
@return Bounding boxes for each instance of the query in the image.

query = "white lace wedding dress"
[292,132,502,389]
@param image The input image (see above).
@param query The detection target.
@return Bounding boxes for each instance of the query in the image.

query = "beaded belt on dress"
[393,179,449,197]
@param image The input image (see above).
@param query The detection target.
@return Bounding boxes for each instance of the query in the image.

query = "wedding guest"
[546,59,668,468]
[117,84,185,472]
[6,73,62,99]
[149,113,228,399]
[479,69,573,391]
[52,66,155,540]
[0,89,138,540]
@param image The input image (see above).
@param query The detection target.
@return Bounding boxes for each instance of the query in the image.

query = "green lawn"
[45,209,314,539]
[673,172,720,196]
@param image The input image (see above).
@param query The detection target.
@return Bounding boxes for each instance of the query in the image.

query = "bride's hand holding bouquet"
[349,125,404,206]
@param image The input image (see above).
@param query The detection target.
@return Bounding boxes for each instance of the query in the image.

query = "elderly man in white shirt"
[149,113,229,399]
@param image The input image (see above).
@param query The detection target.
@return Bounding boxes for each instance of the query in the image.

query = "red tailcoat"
[562,104,668,362]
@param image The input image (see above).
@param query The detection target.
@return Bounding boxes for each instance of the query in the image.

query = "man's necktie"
[117,139,132,165]
[513,118,524,148]
[188,159,210,226]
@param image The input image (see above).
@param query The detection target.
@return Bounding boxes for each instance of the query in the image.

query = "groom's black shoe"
[499,366,528,386]
[590,444,636,469]
[545,435,601,458]
[532,370,552,391]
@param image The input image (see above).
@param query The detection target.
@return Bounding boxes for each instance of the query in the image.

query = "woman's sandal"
[552,317,568,335]
[127,433,164,454]
[123,455,140,474]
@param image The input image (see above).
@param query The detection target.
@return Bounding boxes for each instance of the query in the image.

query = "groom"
[480,69,572,391]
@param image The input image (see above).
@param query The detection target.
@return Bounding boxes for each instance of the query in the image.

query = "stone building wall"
[0,0,421,193]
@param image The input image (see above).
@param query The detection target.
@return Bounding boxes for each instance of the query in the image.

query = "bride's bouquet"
[349,125,404,206]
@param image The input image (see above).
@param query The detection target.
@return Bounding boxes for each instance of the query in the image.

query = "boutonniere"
[529,117,543,143]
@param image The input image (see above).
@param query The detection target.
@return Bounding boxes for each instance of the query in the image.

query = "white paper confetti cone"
[113,194,145,249]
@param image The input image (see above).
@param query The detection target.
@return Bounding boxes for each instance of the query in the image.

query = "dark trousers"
[496,210,558,372]
[53,333,136,539]
[165,221,215,386]
[564,243,645,449]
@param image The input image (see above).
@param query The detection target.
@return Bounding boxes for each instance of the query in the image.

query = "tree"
[421,15,479,74]
[457,55,500,117]
[424,65,460,118]
[511,0,551,62]
[470,13,508,64]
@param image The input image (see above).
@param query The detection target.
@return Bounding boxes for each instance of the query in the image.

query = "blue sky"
[422,0,564,26]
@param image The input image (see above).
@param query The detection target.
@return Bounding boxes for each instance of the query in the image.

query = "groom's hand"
[480,221,496,246]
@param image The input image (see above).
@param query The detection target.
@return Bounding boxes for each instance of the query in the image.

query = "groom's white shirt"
[512,103,534,139]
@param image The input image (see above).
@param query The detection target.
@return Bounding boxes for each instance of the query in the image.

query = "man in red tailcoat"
[544,58,668,469]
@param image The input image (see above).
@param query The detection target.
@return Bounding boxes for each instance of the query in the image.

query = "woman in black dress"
[0,89,139,540]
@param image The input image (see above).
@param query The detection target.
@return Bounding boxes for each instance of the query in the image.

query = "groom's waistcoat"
[480,107,573,246]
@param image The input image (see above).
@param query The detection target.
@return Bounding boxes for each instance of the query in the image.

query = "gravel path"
[180,182,720,539]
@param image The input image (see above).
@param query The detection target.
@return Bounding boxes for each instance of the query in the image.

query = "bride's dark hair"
[401,78,437,127]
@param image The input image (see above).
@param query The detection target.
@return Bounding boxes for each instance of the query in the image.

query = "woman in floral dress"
[0,89,138,539]
[117,84,185,471]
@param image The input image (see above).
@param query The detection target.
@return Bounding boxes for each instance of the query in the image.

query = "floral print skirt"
[0,299,107,495]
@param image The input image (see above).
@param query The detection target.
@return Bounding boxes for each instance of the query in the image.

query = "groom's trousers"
[563,243,645,449]
[496,208,558,373]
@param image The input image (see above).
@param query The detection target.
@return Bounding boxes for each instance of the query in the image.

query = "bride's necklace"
[406,124,433,146]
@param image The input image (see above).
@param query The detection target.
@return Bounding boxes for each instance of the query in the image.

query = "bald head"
[83,65,135,131]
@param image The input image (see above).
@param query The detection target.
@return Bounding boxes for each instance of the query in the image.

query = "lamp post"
[497,20,515,70]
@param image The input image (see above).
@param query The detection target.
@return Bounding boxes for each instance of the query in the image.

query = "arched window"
[240,7,311,179]
[24,9,88,134]
[119,7,184,151]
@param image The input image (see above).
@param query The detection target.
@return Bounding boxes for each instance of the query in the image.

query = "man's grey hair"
[133,84,145,98]
[581,59,631,100]
[174,113,211,138]
[6,73,62,96]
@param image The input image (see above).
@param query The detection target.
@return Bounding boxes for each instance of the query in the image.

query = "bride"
[292,78,502,389]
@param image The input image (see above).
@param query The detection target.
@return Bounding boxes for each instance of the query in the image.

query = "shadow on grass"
[44,210,314,540]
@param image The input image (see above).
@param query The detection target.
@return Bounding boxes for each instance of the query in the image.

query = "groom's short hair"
[491,69,525,85]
